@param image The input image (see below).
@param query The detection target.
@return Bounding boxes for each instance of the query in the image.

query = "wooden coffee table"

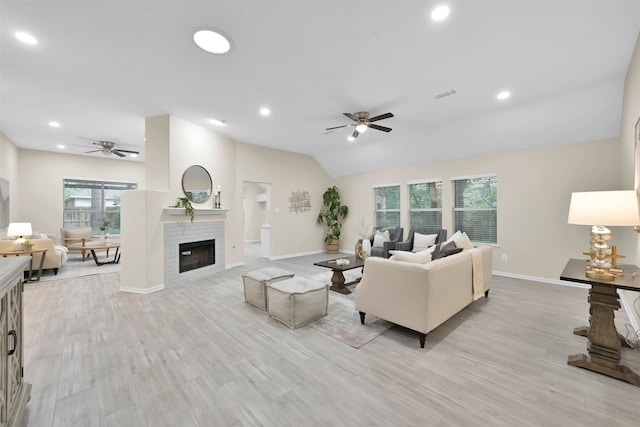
[313,255,365,294]
[86,243,121,266]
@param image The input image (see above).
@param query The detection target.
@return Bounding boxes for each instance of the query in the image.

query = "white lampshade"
[7,222,32,238]
[355,123,368,133]
[568,191,640,226]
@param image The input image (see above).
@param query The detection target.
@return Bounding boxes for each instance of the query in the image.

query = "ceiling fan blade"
[112,150,126,157]
[114,149,139,154]
[326,124,353,131]
[84,149,102,153]
[368,124,392,132]
[368,112,394,122]
[343,112,357,121]
[351,129,359,139]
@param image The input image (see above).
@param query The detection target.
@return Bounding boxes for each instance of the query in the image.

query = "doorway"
[242,181,271,261]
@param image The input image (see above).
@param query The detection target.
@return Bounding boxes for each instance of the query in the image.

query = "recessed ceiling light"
[48,121,60,128]
[56,144,65,149]
[15,31,37,45]
[347,136,356,142]
[130,153,139,158]
[431,5,450,22]
[496,91,511,100]
[193,29,231,54]
[210,118,226,126]
[260,107,271,116]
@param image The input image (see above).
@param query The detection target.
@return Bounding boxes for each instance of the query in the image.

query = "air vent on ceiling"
[434,89,457,99]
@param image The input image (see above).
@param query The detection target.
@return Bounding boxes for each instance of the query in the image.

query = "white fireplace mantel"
[164,207,229,216]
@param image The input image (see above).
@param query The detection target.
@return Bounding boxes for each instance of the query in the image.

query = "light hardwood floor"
[20,248,640,426]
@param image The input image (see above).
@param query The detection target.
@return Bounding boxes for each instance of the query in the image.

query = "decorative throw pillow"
[412,232,438,252]
[372,229,390,248]
[389,249,432,264]
[433,240,461,259]
[451,230,474,250]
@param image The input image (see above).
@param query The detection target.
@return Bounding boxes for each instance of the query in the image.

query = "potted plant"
[171,197,195,222]
[317,186,349,254]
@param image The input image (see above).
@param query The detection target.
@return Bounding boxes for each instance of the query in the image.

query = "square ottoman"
[242,267,295,310]
[267,277,328,329]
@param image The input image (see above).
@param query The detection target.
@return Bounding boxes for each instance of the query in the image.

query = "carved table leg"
[568,284,640,387]
[329,270,351,294]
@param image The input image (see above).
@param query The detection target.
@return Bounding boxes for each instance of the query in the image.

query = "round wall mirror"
[182,165,212,203]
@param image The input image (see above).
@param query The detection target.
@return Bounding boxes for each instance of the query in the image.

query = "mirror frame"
[181,165,213,203]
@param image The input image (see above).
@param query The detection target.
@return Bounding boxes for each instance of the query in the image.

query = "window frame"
[63,178,138,235]
[408,179,443,229]
[451,174,498,244]
[373,184,401,228]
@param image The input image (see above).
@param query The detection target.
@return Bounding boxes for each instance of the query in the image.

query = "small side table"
[0,248,48,282]
[560,259,640,387]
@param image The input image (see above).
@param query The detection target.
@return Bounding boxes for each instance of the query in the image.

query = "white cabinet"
[0,258,31,427]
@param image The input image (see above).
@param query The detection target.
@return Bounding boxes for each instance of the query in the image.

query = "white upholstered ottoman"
[243,267,295,310]
[267,277,328,329]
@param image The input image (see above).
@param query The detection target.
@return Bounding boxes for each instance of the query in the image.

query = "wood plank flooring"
[20,248,640,426]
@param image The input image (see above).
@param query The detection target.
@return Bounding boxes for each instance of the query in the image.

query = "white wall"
[16,149,145,239]
[334,138,625,282]
[235,142,331,258]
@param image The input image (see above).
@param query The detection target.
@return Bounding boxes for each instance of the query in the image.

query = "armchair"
[60,227,102,260]
[364,226,403,258]
[396,227,447,253]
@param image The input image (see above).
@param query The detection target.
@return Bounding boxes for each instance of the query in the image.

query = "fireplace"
[164,220,225,288]
[179,239,215,273]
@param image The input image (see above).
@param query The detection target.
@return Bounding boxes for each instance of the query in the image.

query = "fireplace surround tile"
[164,221,225,287]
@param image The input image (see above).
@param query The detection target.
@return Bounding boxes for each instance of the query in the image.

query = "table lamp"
[7,222,33,244]
[568,190,640,280]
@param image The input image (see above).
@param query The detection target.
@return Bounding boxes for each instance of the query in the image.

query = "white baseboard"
[226,261,244,269]
[268,249,325,260]
[119,283,165,294]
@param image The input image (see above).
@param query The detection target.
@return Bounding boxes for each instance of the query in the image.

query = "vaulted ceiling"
[1,1,639,177]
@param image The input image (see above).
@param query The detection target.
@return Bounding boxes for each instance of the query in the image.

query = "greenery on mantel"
[171,197,195,222]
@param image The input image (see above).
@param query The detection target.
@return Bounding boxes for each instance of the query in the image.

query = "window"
[63,179,137,234]
[409,180,442,228]
[452,175,497,244]
[374,185,401,228]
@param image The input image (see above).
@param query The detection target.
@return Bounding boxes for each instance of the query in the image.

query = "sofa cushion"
[412,232,438,252]
[372,229,390,248]
[390,246,434,264]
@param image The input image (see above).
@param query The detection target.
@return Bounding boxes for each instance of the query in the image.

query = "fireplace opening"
[179,239,215,273]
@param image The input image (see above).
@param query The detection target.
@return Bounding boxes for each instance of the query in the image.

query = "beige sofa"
[0,238,69,275]
[355,245,492,348]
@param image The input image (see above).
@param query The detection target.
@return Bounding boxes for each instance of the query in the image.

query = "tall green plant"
[317,186,349,243]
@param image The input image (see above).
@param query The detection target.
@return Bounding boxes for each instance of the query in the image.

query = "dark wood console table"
[560,258,640,387]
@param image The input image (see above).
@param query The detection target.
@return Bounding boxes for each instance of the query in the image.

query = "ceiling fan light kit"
[326,111,394,140]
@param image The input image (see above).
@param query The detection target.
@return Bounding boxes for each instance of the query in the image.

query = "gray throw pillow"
[433,241,461,259]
